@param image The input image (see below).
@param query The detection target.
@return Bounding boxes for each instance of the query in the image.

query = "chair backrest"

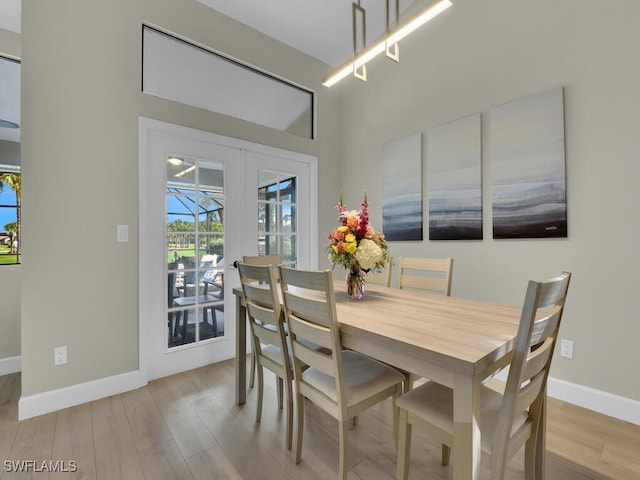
[243,254,283,281]
[243,254,283,266]
[365,256,393,287]
[279,266,346,418]
[491,271,571,475]
[237,263,290,377]
[398,256,453,295]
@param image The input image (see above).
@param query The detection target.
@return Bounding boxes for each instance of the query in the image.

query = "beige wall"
[0,265,20,360]
[337,0,640,401]
[0,29,21,363]
[12,0,640,406]
[19,0,341,396]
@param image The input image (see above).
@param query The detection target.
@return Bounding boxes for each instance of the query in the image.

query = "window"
[0,54,21,266]
[258,171,297,266]
[0,167,20,265]
[142,25,314,139]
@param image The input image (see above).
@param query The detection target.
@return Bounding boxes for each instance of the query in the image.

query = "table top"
[234,282,522,380]
[333,284,522,379]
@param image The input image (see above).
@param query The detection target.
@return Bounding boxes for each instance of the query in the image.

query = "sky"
[0,188,17,231]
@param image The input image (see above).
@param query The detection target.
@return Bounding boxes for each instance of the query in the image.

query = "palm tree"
[0,173,21,260]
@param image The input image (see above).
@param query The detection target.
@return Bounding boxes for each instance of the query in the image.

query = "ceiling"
[196,0,418,67]
[0,0,20,34]
[0,0,421,64]
[0,0,423,143]
[0,0,20,143]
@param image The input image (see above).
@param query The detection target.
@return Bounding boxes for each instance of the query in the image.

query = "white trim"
[0,355,21,375]
[18,370,146,420]
[547,377,640,426]
[138,117,318,380]
[14,364,640,425]
[494,369,640,426]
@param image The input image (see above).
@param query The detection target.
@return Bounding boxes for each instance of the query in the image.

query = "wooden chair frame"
[365,255,394,287]
[238,262,293,450]
[242,254,283,388]
[279,266,404,480]
[398,256,453,295]
[396,271,572,480]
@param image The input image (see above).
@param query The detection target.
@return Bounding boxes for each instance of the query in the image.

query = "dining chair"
[242,254,283,268]
[398,256,453,295]
[397,256,454,390]
[243,254,283,388]
[365,255,394,287]
[279,266,404,480]
[237,262,294,450]
[172,256,224,344]
[396,271,572,480]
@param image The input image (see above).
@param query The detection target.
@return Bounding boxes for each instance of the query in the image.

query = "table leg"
[235,293,247,405]
[453,374,482,480]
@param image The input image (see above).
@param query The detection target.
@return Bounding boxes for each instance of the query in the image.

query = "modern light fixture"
[322,0,452,87]
[174,165,196,178]
[167,155,184,166]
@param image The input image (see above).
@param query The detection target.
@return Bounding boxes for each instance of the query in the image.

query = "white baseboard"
[18,370,147,420]
[16,366,640,426]
[547,377,640,426]
[494,369,640,426]
[0,355,21,375]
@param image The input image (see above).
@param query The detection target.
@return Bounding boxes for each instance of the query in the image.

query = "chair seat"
[396,380,530,453]
[302,350,405,406]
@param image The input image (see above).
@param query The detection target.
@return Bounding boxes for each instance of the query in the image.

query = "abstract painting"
[491,88,567,238]
[427,114,483,240]
[382,133,423,241]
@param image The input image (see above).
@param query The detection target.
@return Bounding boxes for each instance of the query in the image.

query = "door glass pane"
[167,157,225,349]
[257,171,297,266]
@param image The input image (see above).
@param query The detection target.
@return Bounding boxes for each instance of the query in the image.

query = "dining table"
[233,282,524,480]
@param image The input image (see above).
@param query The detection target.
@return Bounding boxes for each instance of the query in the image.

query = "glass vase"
[346,264,366,300]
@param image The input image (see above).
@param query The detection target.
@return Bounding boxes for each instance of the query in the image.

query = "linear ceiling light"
[322,0,452,88]
[175,165,196,178]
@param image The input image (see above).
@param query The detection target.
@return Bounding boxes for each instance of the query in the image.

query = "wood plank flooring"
[0,359,638,479]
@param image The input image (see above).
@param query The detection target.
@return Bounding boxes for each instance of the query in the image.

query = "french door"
[139,118,317,380]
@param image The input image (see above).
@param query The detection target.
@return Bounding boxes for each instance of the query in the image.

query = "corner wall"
[336,0,640,403]
[19,0,341,401]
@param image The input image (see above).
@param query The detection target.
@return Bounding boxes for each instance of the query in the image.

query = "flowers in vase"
[327,192,389,273]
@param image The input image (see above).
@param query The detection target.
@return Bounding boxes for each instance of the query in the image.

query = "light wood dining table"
[234,282,523,480]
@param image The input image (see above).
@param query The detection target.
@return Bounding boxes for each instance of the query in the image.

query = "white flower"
[354,238,383,270]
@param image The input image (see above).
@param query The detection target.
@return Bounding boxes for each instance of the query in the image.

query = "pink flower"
[365,223,375,238]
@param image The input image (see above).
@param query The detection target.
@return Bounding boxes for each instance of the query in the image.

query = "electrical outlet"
[116,224,129,242]
[560,339,573,359]
[54,346,67,366]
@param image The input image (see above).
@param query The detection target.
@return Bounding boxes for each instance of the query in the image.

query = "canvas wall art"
[382,133,423,241]
[427,113,483,240]
[490,88,567,238]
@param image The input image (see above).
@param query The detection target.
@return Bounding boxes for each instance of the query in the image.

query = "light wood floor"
[1,359,639,479]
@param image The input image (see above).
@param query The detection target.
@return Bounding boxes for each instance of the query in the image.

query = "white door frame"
[138,117,318,381]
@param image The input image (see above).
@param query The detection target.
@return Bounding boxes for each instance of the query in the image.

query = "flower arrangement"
[327,191,389,275]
